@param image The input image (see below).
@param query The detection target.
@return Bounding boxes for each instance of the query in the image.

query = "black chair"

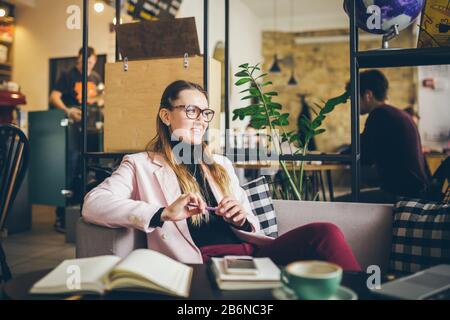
[429,156,450,203]
[0,124,29,283]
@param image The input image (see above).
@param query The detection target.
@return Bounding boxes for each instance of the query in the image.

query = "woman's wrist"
[161,208,169,222]
[231,219,252,231]
[149,208,166,228]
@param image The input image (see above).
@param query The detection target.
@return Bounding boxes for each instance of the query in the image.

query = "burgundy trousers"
[199,223,361,272]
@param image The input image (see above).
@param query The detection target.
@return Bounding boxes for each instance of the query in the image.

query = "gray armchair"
[77,200,393,271]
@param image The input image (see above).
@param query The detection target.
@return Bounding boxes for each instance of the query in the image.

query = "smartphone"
[223,256,258,275]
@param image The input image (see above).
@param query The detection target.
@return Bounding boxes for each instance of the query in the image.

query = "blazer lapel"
[150,152,199,251]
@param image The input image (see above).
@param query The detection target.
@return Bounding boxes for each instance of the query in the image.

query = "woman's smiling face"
[159,89,210,145]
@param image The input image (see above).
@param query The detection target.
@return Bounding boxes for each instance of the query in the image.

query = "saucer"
[272,285,358,300]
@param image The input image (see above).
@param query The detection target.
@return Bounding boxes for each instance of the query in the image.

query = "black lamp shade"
[288,71,298,86]
[269,54,281,73]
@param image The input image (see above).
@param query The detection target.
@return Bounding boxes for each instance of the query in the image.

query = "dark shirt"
[360,104,429,198]
[150,141,251,247]
[53,67,102,107]
[185,161,246,247]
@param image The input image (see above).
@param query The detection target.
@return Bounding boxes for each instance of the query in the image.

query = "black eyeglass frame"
[171,104,216,123]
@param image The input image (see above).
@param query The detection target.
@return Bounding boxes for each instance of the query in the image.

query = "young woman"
[82,80,361,271]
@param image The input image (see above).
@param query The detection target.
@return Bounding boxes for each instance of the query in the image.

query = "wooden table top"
[2,265,381,300]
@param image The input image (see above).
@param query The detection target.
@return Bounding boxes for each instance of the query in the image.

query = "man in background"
[341,70,430,203]
[50,46,103,120]
[49,47,103,232]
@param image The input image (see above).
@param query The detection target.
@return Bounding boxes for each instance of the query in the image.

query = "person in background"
[49,47,104,233]
[340,70,430,203]
[404,106,434,155]
[50,46,103,121]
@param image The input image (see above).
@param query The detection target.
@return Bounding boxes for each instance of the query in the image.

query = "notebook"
[30,249,193,298]
[210,257,281,290]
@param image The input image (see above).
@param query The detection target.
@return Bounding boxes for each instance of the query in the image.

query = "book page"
[30,256,121,295]
[108,249,193,297]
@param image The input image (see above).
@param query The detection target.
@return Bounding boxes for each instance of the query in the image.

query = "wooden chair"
[0,124,29,282]
[429,156,450,203]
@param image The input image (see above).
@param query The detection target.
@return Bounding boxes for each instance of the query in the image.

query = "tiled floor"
[2,205,75,278]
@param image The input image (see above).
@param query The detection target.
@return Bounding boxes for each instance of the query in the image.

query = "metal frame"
[203,0,209,92]
[81,0,88,198]
[115,0,121,62]
[224,0,231,157]
[81,0,450,203]
[348,0,360,201]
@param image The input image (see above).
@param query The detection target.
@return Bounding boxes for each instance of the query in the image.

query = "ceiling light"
[288,72,298,86]
[94,2,105,13]
[269,54,281,73]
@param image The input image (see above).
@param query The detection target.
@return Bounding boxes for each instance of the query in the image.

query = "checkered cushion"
[241,176,278,238]
[390,198,450,274]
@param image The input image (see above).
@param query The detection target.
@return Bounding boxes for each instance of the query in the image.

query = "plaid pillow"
[241,176,278,238]
[390,198,450,274]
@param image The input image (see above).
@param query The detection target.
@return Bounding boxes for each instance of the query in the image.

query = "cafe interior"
[0,0,449,300]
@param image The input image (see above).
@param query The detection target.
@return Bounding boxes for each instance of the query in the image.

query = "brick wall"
[260,28,418,152]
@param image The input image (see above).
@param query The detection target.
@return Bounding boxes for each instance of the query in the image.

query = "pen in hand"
[187,203,218,213]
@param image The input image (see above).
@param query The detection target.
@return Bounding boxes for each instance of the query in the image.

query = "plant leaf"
[249,88,260,96]
[235,78,252,86]
[242,104,263,115]
[289,134,300,144]
[314,129,326,136]
[234,71,249,77]
[250,118,269,129]
[255,73,268,80]
[268,102,282,110]
[311,115,325,129]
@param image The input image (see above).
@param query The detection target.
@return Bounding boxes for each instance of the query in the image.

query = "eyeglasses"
[172,105,215,123]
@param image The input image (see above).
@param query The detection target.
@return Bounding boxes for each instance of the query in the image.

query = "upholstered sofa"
[76,200,393,272]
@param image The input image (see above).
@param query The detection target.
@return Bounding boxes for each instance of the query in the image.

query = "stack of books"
[210,257,281,290]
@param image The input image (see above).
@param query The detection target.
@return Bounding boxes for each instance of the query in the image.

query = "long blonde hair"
[147,80,231,225]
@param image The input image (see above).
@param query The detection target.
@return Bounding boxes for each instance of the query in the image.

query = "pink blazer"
[82,152,274,264]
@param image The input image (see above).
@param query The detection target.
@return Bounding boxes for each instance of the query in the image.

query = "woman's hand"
[216,196,248,228]
[161,193,206,222]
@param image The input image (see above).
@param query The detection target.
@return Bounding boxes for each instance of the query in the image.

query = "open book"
[210,257,281,290]
[30,249,193,298]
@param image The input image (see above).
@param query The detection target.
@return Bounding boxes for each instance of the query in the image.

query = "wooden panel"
[104,56,221,152]
[116,18,201,60]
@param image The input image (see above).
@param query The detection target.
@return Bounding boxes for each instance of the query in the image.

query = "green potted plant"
[233,63,350,201]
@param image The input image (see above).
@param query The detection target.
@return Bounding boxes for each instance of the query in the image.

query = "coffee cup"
[280,260,343,300]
